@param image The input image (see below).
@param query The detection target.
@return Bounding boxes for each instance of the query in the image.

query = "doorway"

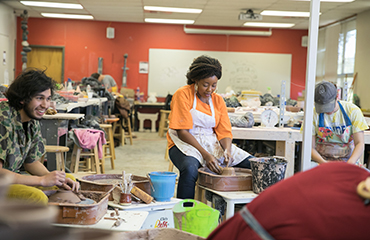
[27,45,64,83]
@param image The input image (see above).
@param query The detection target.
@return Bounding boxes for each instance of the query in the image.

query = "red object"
[119,193,132,205]
[207,162,370,240]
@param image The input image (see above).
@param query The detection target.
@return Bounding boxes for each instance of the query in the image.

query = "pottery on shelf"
[48,189,81,204]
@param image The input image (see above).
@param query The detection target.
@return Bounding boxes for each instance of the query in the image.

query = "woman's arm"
[347,131,365,164]
[311,135,327,164]
[177,129,221,174]
[219,137,232,166]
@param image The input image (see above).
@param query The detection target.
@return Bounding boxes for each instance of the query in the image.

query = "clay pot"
[48,189,81,204]
[119,193,132,205]
[221,167,236,176]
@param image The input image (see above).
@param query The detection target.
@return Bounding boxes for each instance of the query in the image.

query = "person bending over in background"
[91,73,117,92]
[310,81,368,165]
[0,69,79,205]
[207,162,370,240]
[167,55,253,199]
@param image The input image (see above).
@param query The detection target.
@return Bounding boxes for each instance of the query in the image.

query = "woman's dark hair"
[186,55,222,85]
[91,73,100,79]
[5,68,55,110]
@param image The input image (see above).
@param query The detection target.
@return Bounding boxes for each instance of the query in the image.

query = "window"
[337,20,357,101]
[316,18,356,102]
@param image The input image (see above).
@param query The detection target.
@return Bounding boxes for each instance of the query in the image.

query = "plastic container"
[135,87,141,102]
[172,199,219,238]
[249,156,287,194]
[148,171,177,202]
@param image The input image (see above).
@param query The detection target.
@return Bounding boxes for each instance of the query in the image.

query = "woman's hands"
[224,149,233,167]
[204,153,221,174]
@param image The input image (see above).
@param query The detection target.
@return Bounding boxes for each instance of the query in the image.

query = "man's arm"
[347,131,365,164]
[0,160,75,190]
[311,135,327,164]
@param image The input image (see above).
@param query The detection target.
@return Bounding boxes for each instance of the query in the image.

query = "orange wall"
[16,18,308,100]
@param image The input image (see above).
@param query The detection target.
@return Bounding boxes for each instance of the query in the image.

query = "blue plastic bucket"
[148,171,177,202]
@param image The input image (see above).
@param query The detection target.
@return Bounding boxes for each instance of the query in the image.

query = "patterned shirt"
[0,101,45,173]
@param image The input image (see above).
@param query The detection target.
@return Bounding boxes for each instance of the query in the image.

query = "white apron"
[169,91,249,166]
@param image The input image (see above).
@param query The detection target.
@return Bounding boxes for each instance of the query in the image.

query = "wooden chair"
[70,144,102,174]
[40,145,69,171]
[113,115,133,146]
[99,123,115,169]
[158,110,171,138]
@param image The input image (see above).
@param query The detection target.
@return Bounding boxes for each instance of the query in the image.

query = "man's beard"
[23,102,41,120]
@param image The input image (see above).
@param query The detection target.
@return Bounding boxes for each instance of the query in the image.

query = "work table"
[232,127,370,178]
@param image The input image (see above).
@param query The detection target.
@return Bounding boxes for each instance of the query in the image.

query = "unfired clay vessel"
[48,189,81,204]
[221,167,236,176]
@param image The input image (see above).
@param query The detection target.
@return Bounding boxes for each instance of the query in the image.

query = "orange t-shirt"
[166,84,232,149]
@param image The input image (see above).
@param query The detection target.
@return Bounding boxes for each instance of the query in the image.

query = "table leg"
[225,199,235,219]
[276,140,295,178]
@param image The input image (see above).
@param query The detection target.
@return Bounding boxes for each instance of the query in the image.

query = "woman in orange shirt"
[167,55,253,199]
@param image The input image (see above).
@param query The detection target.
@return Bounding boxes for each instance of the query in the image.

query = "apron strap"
[338,101,352,126]
[319,101,352,128]
[240,206,275,240]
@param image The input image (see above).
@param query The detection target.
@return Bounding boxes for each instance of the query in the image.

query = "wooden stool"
[165,145,174,172]
[113,115,133,146]
[40,145,69,171]
[99,123,115,169]
[70,144,102,174]
[158,110,171,138]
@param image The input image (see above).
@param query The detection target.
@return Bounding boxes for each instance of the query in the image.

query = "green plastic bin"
[172,199,220,238]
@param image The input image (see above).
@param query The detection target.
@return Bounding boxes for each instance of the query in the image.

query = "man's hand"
[64,178,80,192]
[39,171,67,187]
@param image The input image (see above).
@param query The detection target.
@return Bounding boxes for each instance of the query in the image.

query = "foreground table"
[53,210,148,231]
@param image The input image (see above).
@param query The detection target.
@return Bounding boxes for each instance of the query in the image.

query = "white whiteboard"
[148,49,292,98]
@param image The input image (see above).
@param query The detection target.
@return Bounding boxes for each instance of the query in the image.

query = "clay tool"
[131,185,153,204]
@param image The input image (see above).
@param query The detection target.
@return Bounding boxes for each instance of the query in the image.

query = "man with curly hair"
[0,69,79,205]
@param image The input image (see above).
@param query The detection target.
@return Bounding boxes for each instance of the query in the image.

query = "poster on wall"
[139,61,148,73]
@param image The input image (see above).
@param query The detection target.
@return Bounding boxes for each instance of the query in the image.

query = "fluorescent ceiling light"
[41,13,93,19]
[184,26,272,36]
[21,1,83,9]
[244,22,295,28]
[144,6,202,14]
[296,0,353,2]
[145,18,194,24]
[261,10,311,17]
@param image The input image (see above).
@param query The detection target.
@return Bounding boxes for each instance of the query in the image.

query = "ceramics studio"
[1,1,370,239]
